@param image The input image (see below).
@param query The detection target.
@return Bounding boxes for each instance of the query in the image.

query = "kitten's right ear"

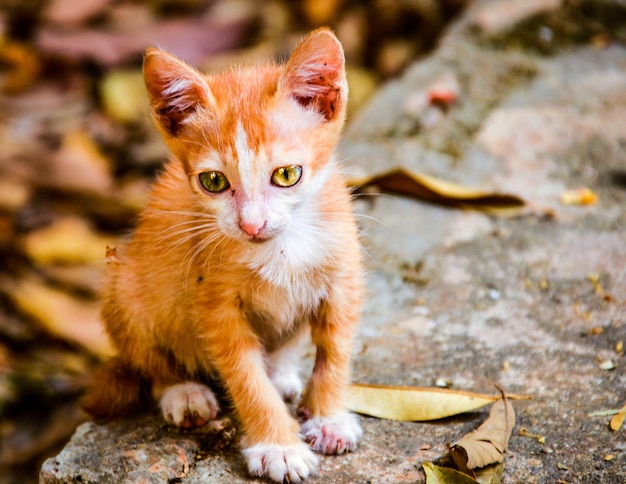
[143,48,214,137]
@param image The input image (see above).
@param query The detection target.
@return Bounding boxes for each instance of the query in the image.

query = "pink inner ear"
[293,73,341,121]
[284,31,346,121]
[144,50,209,136]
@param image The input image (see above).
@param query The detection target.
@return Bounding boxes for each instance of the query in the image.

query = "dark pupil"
[279,168,289,181]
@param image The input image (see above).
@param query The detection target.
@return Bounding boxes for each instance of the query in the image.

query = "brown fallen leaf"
[20,216,117,265]
[1,276,114,357]
[423,461,479,484]
[45,130,114,195]
[0,178,31,211]
[347,383,501,421]
[43,0,113,26]
[348,168,526,216]
[36,15,250,66]
[449,394,516,474]
[0,41,41,94]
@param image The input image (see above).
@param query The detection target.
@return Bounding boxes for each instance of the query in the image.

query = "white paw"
[159,381,219,428]
[269,367,303,402]
[300,412,362,455]
[243,442,318,483]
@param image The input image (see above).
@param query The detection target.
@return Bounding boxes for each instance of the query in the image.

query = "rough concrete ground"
[41,0,626,482]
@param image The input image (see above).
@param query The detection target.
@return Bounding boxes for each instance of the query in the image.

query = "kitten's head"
[143,28,348,245]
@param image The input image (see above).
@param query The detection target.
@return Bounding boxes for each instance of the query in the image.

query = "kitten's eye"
[271,165,303,188]
[198,171,230,193]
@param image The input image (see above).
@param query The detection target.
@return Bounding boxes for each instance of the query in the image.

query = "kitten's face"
[143,29,348,247]
[188,116,327,244]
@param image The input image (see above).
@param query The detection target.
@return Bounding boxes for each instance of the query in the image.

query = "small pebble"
[599,360,617,371]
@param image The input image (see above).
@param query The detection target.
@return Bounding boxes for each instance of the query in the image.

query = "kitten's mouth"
[247,235,270,244]
[241,232,272,244]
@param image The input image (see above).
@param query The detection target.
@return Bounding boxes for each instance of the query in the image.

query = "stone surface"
[41,0,626,482]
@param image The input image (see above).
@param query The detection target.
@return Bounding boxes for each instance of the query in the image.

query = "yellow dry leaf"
[449,397,516,471]
[21,216,117,265]
[100,69,149,123]
[0,41,41,94]
[51,130,113,194]
[303,0,343,24]
[423,462,479,484]
[1,277,114,358]
[0,179,31,211]
[560,187,598,205]
[346,383,500,421]
[518,427,546,444]
[348,168,526,216]
[609,406,626,431]
[475,462,505,484]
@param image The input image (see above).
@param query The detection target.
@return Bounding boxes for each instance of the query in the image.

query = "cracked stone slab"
[41,0,626,482]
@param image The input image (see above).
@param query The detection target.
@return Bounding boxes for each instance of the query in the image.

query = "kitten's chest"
[238,268,329,349]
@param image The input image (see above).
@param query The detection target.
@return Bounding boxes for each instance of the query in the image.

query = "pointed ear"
[143,48,213,137]
[280,28,347,122]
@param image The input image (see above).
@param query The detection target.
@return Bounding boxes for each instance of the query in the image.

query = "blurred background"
[0,0,469,482]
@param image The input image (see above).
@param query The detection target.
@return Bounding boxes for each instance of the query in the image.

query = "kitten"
[82,28,364,482]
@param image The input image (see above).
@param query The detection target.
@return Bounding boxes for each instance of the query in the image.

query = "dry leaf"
[99,69,149,123]
[348,168,526,215]
[609,405,626,431]
[1,277,114,357]
[0,179,31,211]
[47,130,114,195]
[43,0,113,26]
[36,15,249,66]
[21,216,116,265]
[518,427,546,444]
[423,461,479,484]
[449,396,516,472]
[346,383,500,421]
[0,42,41,94]
[474,462,504,484]
[560,187,598,205]
[42,265,103,295]
[303,0,343,24]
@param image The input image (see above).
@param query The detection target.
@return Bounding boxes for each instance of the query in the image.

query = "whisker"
[155,224,219,258]
[155,222,218,244]
[144,208,218,220]
[182,231,225,285]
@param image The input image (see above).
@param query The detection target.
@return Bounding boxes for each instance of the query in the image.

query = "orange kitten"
[82,28,363,482]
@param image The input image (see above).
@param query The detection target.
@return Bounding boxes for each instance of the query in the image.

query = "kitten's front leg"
[268,328,307,402]
[202,307,317,483]
[299,288,363,455]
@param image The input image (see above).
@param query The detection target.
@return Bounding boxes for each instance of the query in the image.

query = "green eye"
[199,171,230,193]
[271,165,302,188]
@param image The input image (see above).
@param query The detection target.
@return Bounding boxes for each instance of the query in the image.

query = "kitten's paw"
[243,442,318,483]
[159,381,219,429]
[300,412,362,455]
[269,367,303,402]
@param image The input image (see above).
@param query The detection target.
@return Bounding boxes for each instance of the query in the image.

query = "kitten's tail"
[81,357,149,419]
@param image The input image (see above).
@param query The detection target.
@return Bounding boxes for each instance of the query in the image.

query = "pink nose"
[239,220,264,237]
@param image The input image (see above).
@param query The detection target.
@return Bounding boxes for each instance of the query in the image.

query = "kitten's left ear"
[143,48,214,137]
[280,28,347,122]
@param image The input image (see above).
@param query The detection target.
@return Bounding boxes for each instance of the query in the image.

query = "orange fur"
[83,28,363,481]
